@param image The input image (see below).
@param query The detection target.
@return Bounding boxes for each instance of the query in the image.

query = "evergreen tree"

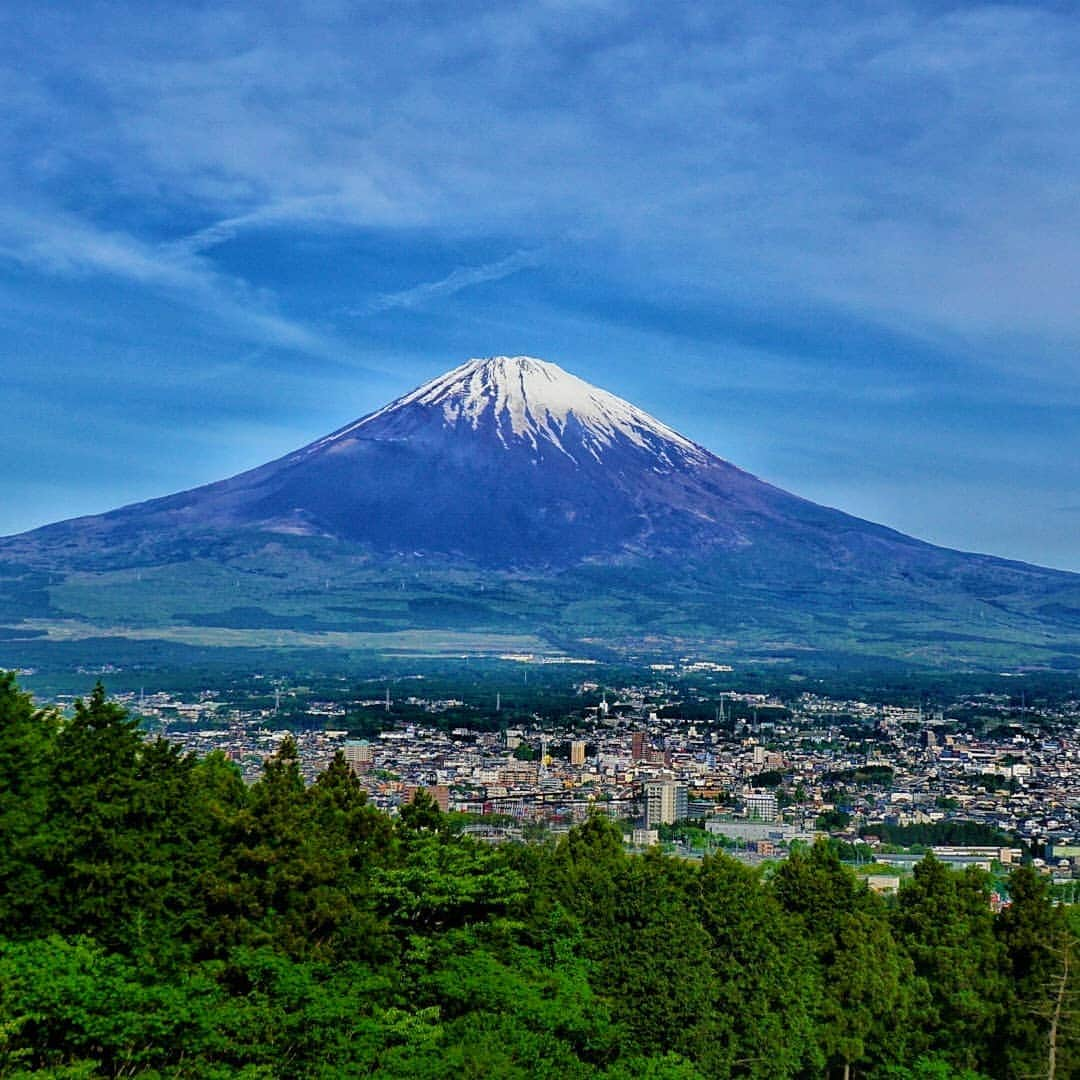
[697,853,820,1079]
[772,839,912,1078]
[995,865,1077,1080]
[201,735,360,957]
[45,682,148,946]
[893,855,1007,1074]
[0,672,56,936]
[593,851,717,1063]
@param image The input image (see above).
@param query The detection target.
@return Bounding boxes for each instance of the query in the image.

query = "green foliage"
[373,832,527,937]
[749,768,784,787]
[823,764,895,786]
[893,855,1008,1074]
[773,840,912,1075]
[0,672,57,936]
[0,672,1072,1079]
[865,820,1021,849]
[875,1057,992,1080]
[993,866,1078,1079]
[816,808,852,831]
[697,854,819,1078]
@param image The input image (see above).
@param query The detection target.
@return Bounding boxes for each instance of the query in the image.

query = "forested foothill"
[0,672,1076,1079]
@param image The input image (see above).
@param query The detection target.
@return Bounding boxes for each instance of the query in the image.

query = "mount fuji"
[3,356,1079,671]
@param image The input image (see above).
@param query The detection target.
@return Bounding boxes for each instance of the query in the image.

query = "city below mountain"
[2,356,1079,673]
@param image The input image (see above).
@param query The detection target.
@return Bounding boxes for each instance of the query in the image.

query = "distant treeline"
[822,765,896,786]
[863,821,1021,851]
[0,672,1076,1079]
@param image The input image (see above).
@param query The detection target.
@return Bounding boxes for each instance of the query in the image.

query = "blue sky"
[2,0,1079,570]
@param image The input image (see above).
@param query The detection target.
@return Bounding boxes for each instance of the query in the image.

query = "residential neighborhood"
[114,671,1080,891]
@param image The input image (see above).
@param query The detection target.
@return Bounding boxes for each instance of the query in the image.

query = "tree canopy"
[0,673,1076,1078]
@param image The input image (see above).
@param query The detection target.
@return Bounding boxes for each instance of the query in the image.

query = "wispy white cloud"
[162,198,335,258]
[358,249,543,315]
[161,185,408,258]
[0,202,346,362]
[7,2,1080,362]
[5,2,1080,378]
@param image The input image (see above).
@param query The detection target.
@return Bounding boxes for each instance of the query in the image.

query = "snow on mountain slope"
[0,353,946,568]
[310,356,710,468]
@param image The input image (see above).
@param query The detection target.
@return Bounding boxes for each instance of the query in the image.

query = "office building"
[743,789,778,822]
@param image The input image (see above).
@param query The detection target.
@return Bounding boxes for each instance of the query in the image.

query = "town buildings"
[101,671,1079,882]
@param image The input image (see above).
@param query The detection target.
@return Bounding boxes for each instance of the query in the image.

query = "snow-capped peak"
[324,356,710,466]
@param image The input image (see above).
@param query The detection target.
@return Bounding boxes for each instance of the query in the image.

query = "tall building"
[743,789,778,822]
[645,781,688,826]
[570,740,586,765]
[343,739,374,774]
[631,731,646,761]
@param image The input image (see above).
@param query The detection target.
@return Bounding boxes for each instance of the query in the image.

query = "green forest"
[0,672,1076,1079]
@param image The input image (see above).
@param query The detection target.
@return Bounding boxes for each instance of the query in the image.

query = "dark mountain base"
[2,529,1078,677]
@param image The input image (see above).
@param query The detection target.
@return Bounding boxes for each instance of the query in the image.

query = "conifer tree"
[995,865,1077,1079]
[893,854,1007,1074]
[0,672,57,936]
[46,682,147,944]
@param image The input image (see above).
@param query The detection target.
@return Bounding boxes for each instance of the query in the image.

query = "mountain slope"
[2,355,1079,671]
[0,356,984,568]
